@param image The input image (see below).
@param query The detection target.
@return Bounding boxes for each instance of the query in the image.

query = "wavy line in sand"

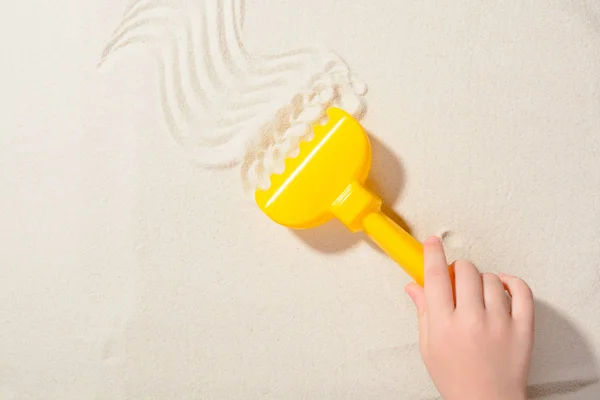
[100,0,368,191]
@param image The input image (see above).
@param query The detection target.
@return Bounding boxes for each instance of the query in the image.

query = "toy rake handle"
[362,212,425,286]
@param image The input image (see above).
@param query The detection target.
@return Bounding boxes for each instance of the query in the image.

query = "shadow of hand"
[527,300,600,398]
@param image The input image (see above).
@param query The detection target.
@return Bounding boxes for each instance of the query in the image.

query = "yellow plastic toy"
[255,107,426,286]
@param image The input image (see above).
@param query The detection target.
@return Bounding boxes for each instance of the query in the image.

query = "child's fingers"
[423,236,454,317]
[453,260,484,312]
[498,274,534,332]
[482,273,510,315]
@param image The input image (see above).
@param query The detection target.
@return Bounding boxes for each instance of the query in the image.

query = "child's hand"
[405,237,534,400]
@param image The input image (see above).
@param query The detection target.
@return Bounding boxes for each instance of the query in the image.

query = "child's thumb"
[405,283,428,353]
[405,283,426,320]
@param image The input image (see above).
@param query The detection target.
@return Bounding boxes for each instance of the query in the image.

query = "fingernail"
[425,236,441,245]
